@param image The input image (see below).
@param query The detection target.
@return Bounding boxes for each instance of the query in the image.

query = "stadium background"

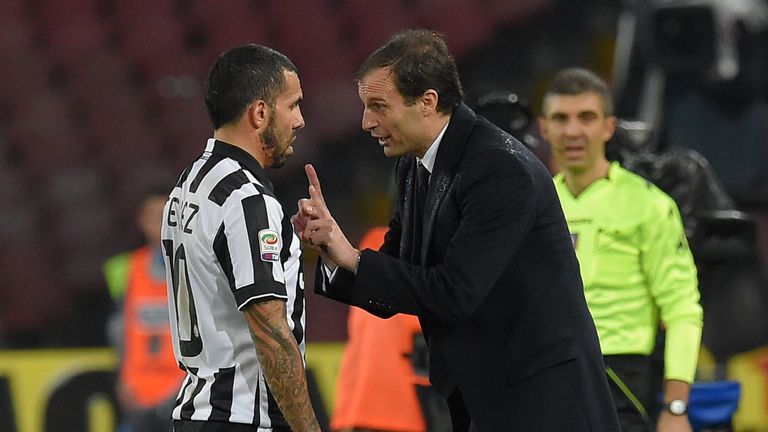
[1,0,768,430]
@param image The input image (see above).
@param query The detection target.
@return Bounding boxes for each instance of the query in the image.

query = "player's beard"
[262,119,293,169]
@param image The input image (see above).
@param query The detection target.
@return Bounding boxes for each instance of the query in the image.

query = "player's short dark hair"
[356,29,464,114]
[204,44,298,129]
[542,68,614,117]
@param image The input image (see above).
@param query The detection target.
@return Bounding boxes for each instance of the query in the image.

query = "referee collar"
[207,139,275,193]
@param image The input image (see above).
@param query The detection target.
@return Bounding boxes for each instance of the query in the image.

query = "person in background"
[331,226,428,432]
[103,186,185,432]
[539,67,703,432]
[161,44,320,431]
[293,29,619,431]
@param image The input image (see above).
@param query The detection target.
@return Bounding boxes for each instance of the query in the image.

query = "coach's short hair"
[356,29,464,114]
[542,68,614,117]
[204,44,298,129]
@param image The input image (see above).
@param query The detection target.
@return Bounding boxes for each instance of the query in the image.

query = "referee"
[539,68,702,432]
[161,44,320,432]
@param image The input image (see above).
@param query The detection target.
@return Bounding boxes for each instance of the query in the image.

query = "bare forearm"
[254,331,318,431]
[663,379,690,403]
[244,302,320,431]
[657,379,692,431]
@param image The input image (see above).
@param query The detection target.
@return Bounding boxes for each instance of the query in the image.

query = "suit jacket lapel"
[396,156,420,263]
[420,104,477,264]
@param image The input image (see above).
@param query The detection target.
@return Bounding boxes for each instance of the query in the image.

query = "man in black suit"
[293,29,620,431]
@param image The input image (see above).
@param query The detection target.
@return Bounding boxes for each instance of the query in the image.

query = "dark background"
[1,0,766,350]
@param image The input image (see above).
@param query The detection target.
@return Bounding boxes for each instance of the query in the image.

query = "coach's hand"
[291,164,324,241]
[293,164,360,272]
[292,164,328,244]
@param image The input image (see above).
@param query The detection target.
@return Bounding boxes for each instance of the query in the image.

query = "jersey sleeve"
[218,191,288,310]
[640,194,703,383]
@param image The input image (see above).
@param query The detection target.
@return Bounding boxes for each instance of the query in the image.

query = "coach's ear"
[420,89,439,117]
[247,100,270,131]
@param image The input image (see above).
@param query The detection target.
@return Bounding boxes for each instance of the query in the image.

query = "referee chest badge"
[570,232,579,249]
[258,229,280,262]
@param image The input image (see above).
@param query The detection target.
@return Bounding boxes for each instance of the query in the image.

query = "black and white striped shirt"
[161,139,305,428]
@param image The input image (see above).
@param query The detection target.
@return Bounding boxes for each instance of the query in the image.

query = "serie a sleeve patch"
[258,229,280,262]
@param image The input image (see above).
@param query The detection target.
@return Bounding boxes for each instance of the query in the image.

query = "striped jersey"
[161,138,306,428]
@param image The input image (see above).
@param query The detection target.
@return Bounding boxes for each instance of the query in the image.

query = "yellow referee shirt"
[555,162,703,383]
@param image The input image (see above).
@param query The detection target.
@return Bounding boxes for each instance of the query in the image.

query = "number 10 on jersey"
[163,240,203,357]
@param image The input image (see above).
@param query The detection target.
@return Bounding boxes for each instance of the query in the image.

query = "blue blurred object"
[688,380,741,431]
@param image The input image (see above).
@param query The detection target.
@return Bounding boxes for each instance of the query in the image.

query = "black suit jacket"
[318,104,619,431]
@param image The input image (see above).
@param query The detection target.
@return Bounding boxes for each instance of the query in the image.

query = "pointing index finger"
[305,164,326,205]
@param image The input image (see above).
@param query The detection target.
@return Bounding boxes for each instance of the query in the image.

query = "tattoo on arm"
[244,299,319,431]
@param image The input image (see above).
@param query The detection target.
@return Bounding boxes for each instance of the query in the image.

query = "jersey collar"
[555,161,620,199]
[207,139,275,194]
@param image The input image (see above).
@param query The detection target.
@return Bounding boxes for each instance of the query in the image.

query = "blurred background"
[0,0,614,348]
[1,0,768,430]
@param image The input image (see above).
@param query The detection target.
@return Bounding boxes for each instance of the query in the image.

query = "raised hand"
[291,164,359,271]
[291,164,328,243]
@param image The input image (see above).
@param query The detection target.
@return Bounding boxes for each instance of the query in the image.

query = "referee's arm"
[243,299,321,432]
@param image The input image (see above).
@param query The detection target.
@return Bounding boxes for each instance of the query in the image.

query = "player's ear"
[247,100,269,130]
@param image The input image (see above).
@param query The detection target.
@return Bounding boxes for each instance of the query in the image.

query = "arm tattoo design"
[244,300,319,431]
